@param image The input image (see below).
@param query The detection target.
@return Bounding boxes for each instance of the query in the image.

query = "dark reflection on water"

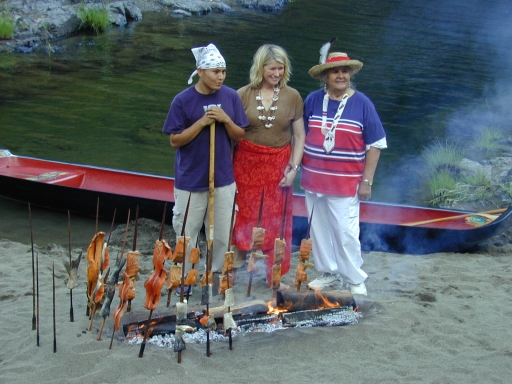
[1,0,511,243]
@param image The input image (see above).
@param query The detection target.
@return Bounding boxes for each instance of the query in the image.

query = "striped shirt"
[301,89,386,196]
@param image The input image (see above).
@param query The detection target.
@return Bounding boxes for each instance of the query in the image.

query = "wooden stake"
[138,309,153,358]
[53,262,57,353]
[67,210,74,322]
[29,203,36,331]
[36,251,40,347]
[247,189,265,298]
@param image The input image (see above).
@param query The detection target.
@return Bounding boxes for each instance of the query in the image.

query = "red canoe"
[1,149,510,254]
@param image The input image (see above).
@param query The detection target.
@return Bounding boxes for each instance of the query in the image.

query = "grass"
[0,12,14,39]
[423,141,495,206]
[422,140,464,174]
[77,4,110,35]
[472,126,504,157]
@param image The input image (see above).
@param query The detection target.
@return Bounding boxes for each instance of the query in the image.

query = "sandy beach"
[1,217,512,384]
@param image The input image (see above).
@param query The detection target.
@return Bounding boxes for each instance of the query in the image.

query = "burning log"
[275,289,356,312]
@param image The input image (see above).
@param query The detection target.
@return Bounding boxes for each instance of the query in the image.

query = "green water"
[1,0,511,244]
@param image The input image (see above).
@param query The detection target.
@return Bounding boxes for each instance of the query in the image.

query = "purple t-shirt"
[162,85,248,191]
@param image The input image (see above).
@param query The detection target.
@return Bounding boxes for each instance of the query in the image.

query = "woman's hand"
[279,165,297,187]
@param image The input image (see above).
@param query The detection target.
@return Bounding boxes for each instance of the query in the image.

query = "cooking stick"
[53,262,57,353]
[159,202,167,241]
[36,250,40,347]
[29,203,36,331]
[106,208,117,248]
[297,206,315,292]
[127,206,138,312]
[247,189,265,298]
[138,309,153,358]
[225,193,237,350]
[95,197,99,234]
[67,210,74,322]
[401,208,506,227]
[179,194,192,304]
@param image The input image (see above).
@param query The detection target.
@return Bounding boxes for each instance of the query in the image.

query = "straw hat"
[308,52,363,79]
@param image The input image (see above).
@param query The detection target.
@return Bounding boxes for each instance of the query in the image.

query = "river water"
[1,0,511,245]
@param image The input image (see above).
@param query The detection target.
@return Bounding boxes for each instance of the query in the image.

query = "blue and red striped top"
[301,89,386,196]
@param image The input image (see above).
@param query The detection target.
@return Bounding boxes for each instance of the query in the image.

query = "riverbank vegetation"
[77,4,110,35]
[0,11,14,39]
[423,125,510,208]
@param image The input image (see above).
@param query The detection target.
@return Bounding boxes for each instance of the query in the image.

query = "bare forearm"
[363,147,381,181]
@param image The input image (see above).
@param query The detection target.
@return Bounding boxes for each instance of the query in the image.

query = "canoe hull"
[1,150,511,254]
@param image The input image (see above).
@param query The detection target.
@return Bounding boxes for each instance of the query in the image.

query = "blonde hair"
[249,44,292,88]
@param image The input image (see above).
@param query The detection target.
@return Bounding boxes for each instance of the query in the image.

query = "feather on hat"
[308,38,363,79]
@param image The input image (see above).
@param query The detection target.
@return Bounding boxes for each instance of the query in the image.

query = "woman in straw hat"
[232,44,305,286]
[303,39,387,296]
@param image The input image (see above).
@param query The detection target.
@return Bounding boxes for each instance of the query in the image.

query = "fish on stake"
[247,189,266,298]
[97,210,131,341]
[296,206,315,292]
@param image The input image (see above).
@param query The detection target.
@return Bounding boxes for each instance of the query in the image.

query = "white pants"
[305,191,367,285]
[173,183,236,273]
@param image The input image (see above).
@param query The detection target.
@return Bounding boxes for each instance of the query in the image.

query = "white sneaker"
[349,282,367,296]
[307,273,342,290]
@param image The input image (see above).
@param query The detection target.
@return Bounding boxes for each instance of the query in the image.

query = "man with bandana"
[162,43,248,294]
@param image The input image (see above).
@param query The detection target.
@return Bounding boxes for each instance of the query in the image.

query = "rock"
[0,0,288,52]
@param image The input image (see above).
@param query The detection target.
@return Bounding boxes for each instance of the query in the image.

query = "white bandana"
[187,43,226,85]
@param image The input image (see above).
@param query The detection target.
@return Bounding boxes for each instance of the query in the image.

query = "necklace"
[256,86,280,129]
[321,92,349,154]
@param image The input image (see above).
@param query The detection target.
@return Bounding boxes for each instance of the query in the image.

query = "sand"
[1,218,512,384]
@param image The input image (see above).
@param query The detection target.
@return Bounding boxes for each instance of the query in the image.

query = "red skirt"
[233,139,293,283]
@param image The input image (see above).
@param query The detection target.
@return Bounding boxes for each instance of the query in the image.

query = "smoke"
[445,1,512,140]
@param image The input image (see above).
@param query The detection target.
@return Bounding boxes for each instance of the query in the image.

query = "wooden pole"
[206,121,215,357]
[401,208,506,227]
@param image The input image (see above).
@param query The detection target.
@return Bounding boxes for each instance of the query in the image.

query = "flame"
[313,289,341,309]
[267,300,289,315]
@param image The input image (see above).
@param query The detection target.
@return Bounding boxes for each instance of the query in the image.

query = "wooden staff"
[206,121,216,358]
[401,208,506,227]
[53,262,57,353]
[247,189,265,298]
[29,203,36,331]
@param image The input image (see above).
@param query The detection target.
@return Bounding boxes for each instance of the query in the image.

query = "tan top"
[237,85,304,148]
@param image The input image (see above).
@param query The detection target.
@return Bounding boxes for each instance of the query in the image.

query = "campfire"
[122,288,361,350]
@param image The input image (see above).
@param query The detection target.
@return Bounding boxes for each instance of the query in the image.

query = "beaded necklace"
[256,86,280,129]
